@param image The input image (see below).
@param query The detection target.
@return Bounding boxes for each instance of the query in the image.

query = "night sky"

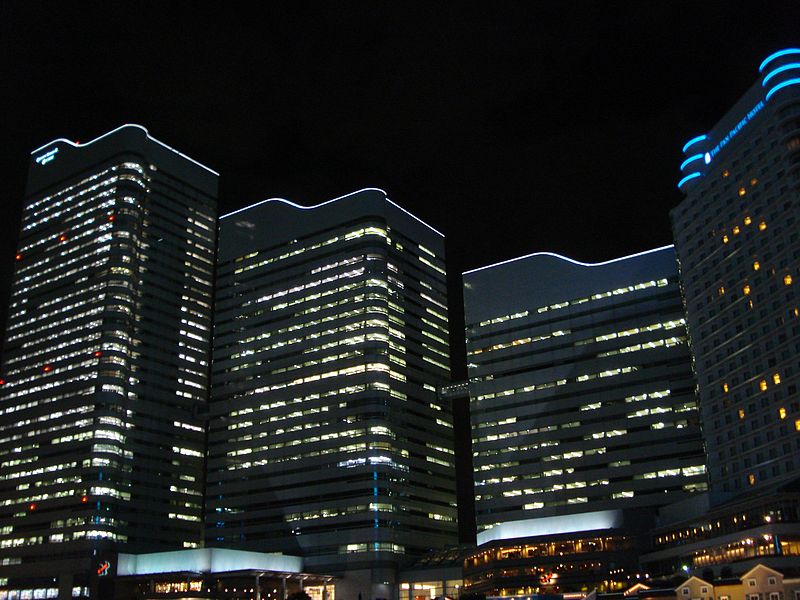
[1,2,798,369]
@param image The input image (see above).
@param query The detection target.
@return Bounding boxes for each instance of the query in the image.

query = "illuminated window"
[748,473,756,486]
[722,383,729,393]
[738,187,746,197]
[723,235,729,244]
[760,380,768,392]
[753,261,760,271]
[785,274,793,286]
[743,285,751,295]
[750,178,758,186]
[733,225,741,235]
[723,170,729,177]
[795,419,800,432]
[779,407,787,420]
[738,409,746,420]
[718,286,725,296]
[744,215,752,225]
[774,373,781,385]
[759,221,767,231]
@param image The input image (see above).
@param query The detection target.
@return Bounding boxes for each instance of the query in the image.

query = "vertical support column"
[256,574,261,600]
[58,572,74,600]
[282,576,288,600]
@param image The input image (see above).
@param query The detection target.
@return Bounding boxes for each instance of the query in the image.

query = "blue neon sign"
[706,100,764,162]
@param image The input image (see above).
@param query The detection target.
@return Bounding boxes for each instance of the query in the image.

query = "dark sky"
[0,1,798,354]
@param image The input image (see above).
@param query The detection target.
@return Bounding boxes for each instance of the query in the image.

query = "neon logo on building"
[706,100,765,163]
[35,147,58,166]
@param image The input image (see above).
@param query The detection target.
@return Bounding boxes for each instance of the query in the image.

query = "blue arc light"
[765,78,800,102]
[678,172,702,188]
[759,48,800,73]
[680,154,704,171]
[682,135,707,153]
[762,63,800,87]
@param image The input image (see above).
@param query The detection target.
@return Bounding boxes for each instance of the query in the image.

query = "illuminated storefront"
[463,525,642,595]
[113,548,334,600]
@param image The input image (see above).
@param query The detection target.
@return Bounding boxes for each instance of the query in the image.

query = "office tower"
[462,246,706,594]
[0,125,218,599]
[673,48,800,496]
[207,188,457,598]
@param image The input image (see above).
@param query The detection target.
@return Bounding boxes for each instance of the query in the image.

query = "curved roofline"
[221,187,444,237]
[31,123,219,176]
[463,244,675,275]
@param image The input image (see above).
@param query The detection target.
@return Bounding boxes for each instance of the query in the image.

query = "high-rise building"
[461,246,707,593]
[673,48,800,497]
[206,188,457,599]
[0,125,218,599]
[637,47,800,578]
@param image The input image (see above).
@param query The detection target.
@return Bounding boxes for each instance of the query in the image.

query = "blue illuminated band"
[677,172,702,188]
[682,135,708,154]
[762,63,800,87]
[680,154,704,171]
[759,48,800,73]
[765,78,800,102]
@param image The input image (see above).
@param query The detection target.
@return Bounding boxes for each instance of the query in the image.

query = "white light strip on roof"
[30,123,219,176]
[221,187,444,237]
[463,244,675,275]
